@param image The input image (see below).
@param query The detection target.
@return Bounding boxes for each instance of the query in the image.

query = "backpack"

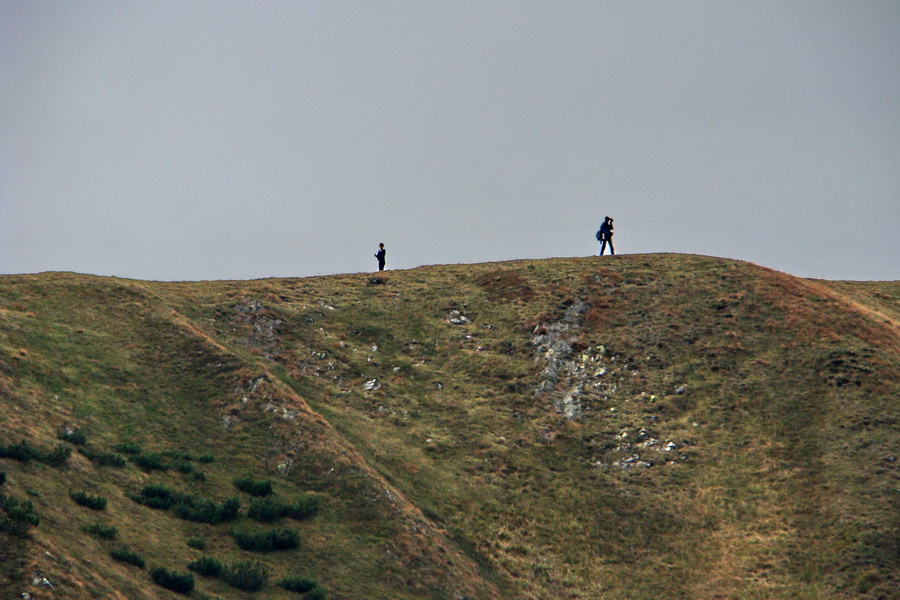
[595,228,604,241]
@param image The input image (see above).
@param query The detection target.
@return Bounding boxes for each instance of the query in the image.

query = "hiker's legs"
[609,239,615,256]
[599,240,607,256]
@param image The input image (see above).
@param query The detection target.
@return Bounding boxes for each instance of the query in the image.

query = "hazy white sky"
[2,1,898,281]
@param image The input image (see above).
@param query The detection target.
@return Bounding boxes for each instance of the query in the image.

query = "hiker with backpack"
[596,216,615,256]
[374,243,386,271]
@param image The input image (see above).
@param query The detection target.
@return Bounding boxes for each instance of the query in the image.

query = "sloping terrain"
[0,254,897,600]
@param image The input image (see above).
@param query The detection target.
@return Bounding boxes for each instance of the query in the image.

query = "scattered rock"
[675,385,687,395]
[447,310,470,325]
[363,379,381,391]
[664,441,677,452]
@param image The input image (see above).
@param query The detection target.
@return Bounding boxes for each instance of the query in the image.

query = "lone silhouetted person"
[596,216,615,256]
[375,243,386,271]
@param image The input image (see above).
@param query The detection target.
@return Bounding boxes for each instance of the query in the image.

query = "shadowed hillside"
[1,254,897,600]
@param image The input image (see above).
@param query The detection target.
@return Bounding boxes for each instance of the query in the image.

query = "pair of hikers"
[375,219,613,270]
[596,216,615,256]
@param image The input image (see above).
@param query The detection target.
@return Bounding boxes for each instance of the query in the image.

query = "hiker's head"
[379,243,384,248]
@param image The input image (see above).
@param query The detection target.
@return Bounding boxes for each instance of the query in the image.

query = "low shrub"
[79,447,127,467]
[110,546,145,568]
[113,441,142,455]
[197,453,215,463]
[0,493,39,537]
[231,527,299,552]
[84,522,117,539]
[130,485,239,524]
[173,496,240,525]
[306,588,327,600]
[150,567,195,594]
[0,471,5,485]
[186,536,206,550]
[57,428,87,445]
[278,575,317,593]
[222,560,269,592]
[42,444,72,466]
[287,495,320,521]
[70,490,107,510]
[247,497,285,522]
[187,556,224,578]
[131,452,169,472]
[0,441,70,466]
[248,496,320,523]
[175,461,194,474]
[0,441,40,462]
[233,476,273,497]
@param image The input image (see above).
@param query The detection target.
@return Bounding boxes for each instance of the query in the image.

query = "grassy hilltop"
[0,254,897,600]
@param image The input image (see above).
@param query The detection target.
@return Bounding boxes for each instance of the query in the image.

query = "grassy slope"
[0,254,897,599]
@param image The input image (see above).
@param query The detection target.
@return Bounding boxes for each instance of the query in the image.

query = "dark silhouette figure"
[375,243,386,271]
[597,216,615,256]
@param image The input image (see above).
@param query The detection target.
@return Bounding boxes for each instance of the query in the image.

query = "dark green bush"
[233,476,273,497]
[130,485,238,524]
[186,536,206,550]
[175,461,193,474]
[305,587,327,600]
[150,567,195,594]
[84,522,117,539]
[42,443,72,466]
[113,441,142,455]
[287,495,320,521]
[79,447,127,467]
[0,471,5,485]
[173,496,240,525]
[222,560,269,592]
[247,497,285,522]
[110,546,145,569]
[231,527,299,552]
[57,428,87,445]
[70,490,107,510]
[248,496,319,522]
[197,453,215,463]
[278,575,317,593]
[0,493,39,537]
[187,556,224,578]
[0,441,40,462]
[131,452,169,471]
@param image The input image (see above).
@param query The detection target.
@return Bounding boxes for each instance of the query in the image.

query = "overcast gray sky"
[2,1,898,282]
